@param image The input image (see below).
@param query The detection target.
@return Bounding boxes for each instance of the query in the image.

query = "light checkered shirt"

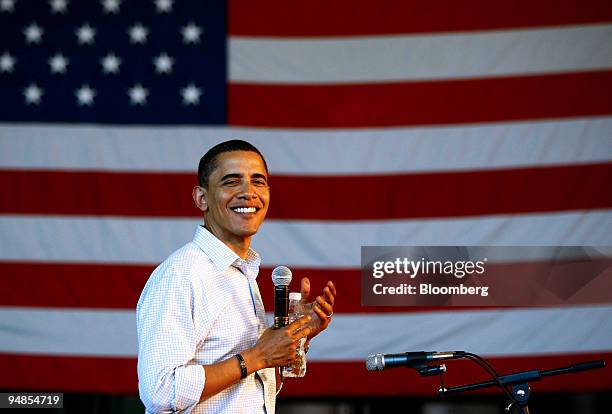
[137,225,276,413]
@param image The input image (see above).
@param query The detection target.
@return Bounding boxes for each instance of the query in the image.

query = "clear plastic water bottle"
[283,292,307,377]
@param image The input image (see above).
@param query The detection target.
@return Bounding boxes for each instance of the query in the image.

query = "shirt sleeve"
[136,262,205,413]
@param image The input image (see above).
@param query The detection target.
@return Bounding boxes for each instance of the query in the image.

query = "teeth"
[233,207,256,213]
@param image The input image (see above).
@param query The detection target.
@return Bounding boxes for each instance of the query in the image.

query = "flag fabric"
[1,0,612,397]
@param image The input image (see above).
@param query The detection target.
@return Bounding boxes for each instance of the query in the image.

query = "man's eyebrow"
[252,173,268,181]
[220,173,242,181]
[219,172,268,182]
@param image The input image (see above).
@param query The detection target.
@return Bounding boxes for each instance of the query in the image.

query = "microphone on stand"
[366,351,465,371]
[271,266,292,329]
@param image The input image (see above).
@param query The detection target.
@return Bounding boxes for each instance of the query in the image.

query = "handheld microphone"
[271,266,292,329]
[366,351,465,371]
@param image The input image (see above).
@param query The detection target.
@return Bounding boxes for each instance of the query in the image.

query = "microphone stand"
[438,360,605,414]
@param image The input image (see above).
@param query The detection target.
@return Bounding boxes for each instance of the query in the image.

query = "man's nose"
[237,181,257,198]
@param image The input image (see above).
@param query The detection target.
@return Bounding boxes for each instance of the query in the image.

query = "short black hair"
[198,139,268,188]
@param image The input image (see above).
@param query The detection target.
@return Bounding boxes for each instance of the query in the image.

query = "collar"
[192,225,261,278]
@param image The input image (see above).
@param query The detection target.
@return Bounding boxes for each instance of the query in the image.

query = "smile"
[231,207,258,214]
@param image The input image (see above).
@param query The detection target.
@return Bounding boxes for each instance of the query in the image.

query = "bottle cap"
[289,292,302,301]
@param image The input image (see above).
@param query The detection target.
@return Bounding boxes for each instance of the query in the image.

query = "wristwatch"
[235,354,248,379]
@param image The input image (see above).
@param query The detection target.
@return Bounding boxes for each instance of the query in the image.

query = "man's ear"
[192,186,208,212]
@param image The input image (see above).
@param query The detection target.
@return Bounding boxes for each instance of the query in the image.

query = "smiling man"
[136,140,336,414]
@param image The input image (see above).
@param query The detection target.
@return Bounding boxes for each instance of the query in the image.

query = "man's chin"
[234,226,261,238]
[227,217,266,239]
[234,218,265,233]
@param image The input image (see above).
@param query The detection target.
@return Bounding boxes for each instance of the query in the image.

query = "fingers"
[256,322,311,367]
[313,280,335,315]
[315,294,333,316]
[287,315,312,338]
[284,319,311,363]
[287,314,311,329]
[323,285,335,306]
[300,277,311,300]
[312,304,330,324]
[326,280,337,296]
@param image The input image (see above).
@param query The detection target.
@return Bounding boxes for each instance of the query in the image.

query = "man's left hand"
[300,277,336,341]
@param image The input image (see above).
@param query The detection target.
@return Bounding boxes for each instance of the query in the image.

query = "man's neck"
[227,239,250,260]
[203,223,251,259]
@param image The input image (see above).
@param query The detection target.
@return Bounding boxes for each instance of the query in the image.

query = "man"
[137,140,337,413]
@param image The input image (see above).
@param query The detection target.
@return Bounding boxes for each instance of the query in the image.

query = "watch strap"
[235,353,248,379]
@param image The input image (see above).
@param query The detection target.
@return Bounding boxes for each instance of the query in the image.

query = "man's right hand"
[252,315,312,368]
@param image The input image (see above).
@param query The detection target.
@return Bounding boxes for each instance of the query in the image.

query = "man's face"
[202,150,270,247]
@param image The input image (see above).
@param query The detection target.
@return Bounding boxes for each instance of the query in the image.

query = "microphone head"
[366,354,384,371]
[271,266,292,287]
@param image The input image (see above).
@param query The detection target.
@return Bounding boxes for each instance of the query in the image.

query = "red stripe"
[0,352,609,394]
[1,163,611,219]
[0,170,197,218]
[0,262,152,309]
[0,263,365,311]
[229,0,612,36]
[228,71,612,128]
[3,261,611,310]
[0,354,137,394]
[271,163,612,220]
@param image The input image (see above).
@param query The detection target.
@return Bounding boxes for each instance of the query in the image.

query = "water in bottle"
[283,292,307,377]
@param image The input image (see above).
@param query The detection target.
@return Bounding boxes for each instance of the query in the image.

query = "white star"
[181,22,202,44]
[0,0,16,12]
[75,85,96,106]
[0,52,16,73]
[76,24,96,45]
[101,0,120,14]
[100,53,121,74]
[154,0,172,13]
[181,83,202,105]
[48,53,68,74]
[49,0,68,13]
[23,83,43,105]
[128,23,148,44]
[128,84,148,105]
[24,23,44,44]
[153,52,173,74]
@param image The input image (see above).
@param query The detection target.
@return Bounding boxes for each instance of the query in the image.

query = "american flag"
[1,0,612,397]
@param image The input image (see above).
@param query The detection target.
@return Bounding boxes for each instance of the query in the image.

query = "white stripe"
[1,211,611,267]
[1,306,611,358]
[0,308,135,357]
[1,117,611,175]
[311,305,612,360]
[229,24,612,83]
